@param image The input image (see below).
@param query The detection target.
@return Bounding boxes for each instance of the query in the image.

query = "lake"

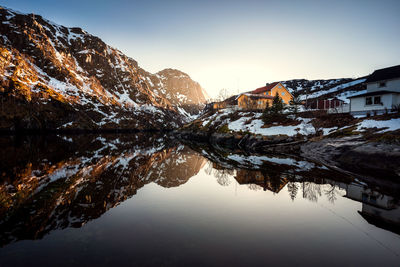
[0,134,399,266]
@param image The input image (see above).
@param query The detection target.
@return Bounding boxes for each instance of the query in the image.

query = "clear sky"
[1,0,399,98]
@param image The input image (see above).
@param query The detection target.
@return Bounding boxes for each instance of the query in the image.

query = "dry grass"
[309,113,357,129]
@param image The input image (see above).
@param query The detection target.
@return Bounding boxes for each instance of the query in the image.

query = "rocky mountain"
[280,77,367,103]
[0,6,207,132]
[140,68,208,116]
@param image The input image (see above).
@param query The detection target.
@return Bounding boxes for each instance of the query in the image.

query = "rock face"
[0,6,207,131]
[300,136,400,180]
[140,68,208,116]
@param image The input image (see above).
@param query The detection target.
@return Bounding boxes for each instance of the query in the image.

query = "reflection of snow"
[227,154,317,170]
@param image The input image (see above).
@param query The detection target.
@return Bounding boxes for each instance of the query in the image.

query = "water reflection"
[192,143,400,236]
[345,183,400,235]
[0,134,206,246]
[0,134,399,265]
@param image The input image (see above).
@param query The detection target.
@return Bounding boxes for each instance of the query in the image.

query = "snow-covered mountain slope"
[0,6,206,131]
[281,77,367,103]
[140,68,208,115]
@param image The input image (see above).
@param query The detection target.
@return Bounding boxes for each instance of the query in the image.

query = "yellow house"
[237,82,293,110]
[212,101,227,110]
[209,82,293,111]
[210,95,239,110]
[237,94,273,110]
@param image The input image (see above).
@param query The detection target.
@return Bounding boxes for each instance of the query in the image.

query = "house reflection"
[344,183,400,235]
[214,164,400,235]
[235,169,288,193]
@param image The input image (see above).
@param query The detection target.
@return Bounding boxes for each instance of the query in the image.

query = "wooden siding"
[237,94,272,110]
[213,102,227,109]
[211,83,293,111]
[269,83,293,104]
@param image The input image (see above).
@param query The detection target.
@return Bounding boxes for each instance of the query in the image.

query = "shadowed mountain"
[0,6,207,131]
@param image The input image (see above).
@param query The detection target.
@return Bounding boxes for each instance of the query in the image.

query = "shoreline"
[2,125,399,182]
[175,129,400,182]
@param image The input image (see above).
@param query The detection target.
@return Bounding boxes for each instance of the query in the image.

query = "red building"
[306,98,344,110]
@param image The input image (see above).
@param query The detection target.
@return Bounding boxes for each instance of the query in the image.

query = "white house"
[344,182,400,234]
[349,65,400,115]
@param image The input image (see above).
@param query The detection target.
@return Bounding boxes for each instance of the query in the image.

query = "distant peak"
[158,68,189,77]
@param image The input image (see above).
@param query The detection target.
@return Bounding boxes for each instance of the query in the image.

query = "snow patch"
[357,118,400,132]
[228,117,315,136]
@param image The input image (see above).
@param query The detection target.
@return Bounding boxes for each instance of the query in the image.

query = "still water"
[0,134,399,266]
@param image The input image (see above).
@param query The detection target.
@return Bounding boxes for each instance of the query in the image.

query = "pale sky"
[2,0,400,98]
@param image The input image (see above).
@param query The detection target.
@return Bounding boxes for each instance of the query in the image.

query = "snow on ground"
[138,104,163,115]
[357,118,400,132]
[299,79,366,101]
[202,119,210,127]
[321,127,338,135]
[228,117,315,136]
[58,121,73,129]
[204,108,235,127]
[176,93,188,102]
[177,107,199,121]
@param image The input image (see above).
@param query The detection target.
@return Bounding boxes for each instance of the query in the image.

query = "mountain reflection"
[0,134,206,246]
[1,134,399,248]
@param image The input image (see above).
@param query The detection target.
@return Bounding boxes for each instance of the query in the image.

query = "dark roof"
[223,94,239,105]
[308,97,345,102]
[348,90,400,98]
[252,82,279,94]
[365,65,400,83]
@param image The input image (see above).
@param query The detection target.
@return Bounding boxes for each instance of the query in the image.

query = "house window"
[379,82,386,87]
[282,92,285,96]
[366,96,382,105]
